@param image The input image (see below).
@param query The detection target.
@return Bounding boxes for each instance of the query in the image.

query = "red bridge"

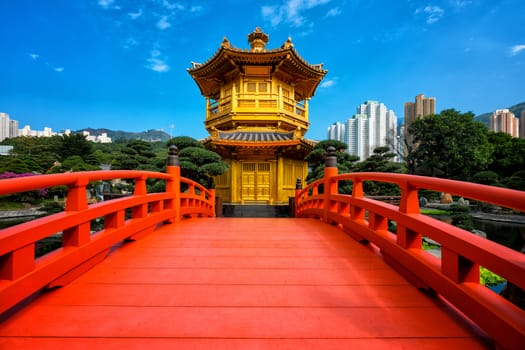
[1,148,524,349]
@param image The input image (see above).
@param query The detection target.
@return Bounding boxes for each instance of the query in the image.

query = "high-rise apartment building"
[404,94,436,127]
[0,112,11,142]
[327,122,346,142]
[345,100,397,161]
[9,120,19,139]
[520,109,525,139]
[490,109,519,137]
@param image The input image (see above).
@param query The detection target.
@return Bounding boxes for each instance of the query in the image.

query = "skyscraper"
[0,112,10,142]
[327,122,345,142]
[404,94,436,127]
[490,109,519,137]
[520,110,525,139]
[9,119,19,139]
[345,101,397,161]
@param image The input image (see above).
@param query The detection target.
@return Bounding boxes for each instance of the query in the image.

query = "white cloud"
[162,0,184,11]
[128,9,142,20]
[190,5,204,13]
[98,0,114,9]
[416,5,444,24]
[54,67,64,73]
[320,79,335,88]
[326,7,341,17]
[147,49,169,72]
[261,6,282,26]
[261,0,332,27]
[29,53,39,60]
[450,0,472,9]
[124,37,139,48]
[157,16,171,30]
[510,45,525,56]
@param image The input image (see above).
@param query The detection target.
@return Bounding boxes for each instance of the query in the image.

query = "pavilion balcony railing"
[295,147,525,350]
[0,146,214,316]
[207,94,307,120]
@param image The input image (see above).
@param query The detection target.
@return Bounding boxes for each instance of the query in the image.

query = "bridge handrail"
[0,160,215,315]
[295,160,525,350]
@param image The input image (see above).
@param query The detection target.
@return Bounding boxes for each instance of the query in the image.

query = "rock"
[419,197,428,207]
[457,197,469,206]
[440,193,453,204]
[471,229,487,238]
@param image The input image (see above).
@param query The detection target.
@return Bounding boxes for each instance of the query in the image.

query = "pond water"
[472,217,525,251]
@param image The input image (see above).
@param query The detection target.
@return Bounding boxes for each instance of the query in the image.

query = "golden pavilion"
[188,27,327,204]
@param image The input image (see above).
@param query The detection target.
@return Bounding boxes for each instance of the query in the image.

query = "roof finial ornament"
[283,36,293,49]
[247,27,269,52]
[221,36,231,49]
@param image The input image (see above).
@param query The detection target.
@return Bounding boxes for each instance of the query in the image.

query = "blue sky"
[0,0,524,141]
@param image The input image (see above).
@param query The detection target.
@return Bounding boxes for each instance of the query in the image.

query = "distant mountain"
[76,128,171,142]
[475,101,525,126]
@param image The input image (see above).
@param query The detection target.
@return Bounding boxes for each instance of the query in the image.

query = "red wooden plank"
[0,218,490,349]
[0,337,489,350]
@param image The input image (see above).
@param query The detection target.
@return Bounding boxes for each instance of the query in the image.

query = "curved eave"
[204,138,315,152]
[188,46,327,98]
[211,139,300,148]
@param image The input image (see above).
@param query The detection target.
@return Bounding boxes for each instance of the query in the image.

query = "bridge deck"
[0,218,490,349]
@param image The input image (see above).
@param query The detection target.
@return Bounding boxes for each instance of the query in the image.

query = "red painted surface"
[0,218,490,349]
[296,167,525,350]
[0,167,214,315]
[0,164,523,349]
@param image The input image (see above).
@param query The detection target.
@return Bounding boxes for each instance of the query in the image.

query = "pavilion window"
[246,82,257,93]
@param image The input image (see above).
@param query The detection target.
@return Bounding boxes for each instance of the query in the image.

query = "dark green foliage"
[38,201,64,216]
[487,132,525,179]
[0,136,60,172]
[86,149,113,166]
[353,147,404,196]
[472,171,499,186]
[178,146,229,188]
[169,136,205,150]
[168,136,228,188]
[0,158,32,174]
[111,140,164,172]
[57,134,93,161]
[408,109,492,180]
[449,204,475,232]
[48,156,99,173]
[305,140,359,186]
[501,170,525,191]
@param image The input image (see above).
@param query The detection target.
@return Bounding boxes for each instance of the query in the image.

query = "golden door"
[241,162,270,202]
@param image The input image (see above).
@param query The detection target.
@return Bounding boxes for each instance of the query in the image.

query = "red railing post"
[132,175,148,219]
[294,178,302,217]
[166,145,181,222]
[209,188,216,216]
[351,177,365,222]
[397,181,422,249]
[323,147,338,223]
[63,177,91,247]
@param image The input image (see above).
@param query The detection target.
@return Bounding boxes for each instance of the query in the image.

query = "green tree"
[1,136,60,171]
[48,155,99,173]
[487,132,525,179]
[57,134,93,161]
[353,146,403,173]
[86,149,113,167]
[0,158,32,174]
[305,140,359,184]
[170,136,229,188]
[111,140,164,171]
[353,146,405,196]
[408,109,492,180]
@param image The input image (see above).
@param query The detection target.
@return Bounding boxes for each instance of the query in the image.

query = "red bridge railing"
[0,146,214,315]
[295,147,525,350]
